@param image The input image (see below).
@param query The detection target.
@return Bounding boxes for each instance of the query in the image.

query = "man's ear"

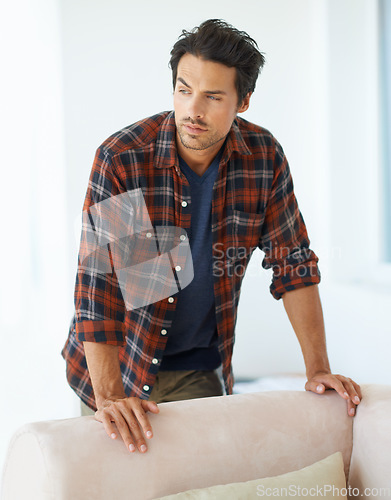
[237,92,252,113]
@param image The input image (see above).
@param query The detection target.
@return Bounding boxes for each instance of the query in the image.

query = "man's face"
[173,53,249,153]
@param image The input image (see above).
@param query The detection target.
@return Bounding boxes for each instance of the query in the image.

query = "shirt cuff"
[75,320,126,346]
[270,260,321,300]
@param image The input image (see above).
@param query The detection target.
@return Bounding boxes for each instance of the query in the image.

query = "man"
[62,19,362,455]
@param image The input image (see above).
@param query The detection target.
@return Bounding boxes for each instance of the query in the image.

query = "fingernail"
[146,431,152,438]
[354,396,360,404]
[129,444,135,452]
[111,433,116,439]
[344,392,349,398]
[316,385,323,392]
[140,444,147,453]
[349,408,355,416]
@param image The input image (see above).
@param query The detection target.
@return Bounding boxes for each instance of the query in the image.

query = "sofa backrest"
[1,389,354,499]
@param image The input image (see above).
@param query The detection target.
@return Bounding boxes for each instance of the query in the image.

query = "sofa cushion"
[155,452,347,499]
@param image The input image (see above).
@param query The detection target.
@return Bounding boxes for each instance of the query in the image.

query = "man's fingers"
[133,406,155,440]
[141,399,160,414]
[97,410,121,442]
[340,378,361,405]
[344,380,361,417]
[120,410,149,453]
[96,404,146,453]
[351,380,363,401]
[327,376,353,400]
[307,375,348,399]
[305,378,335,394]
[94,397,160,453]
[305,374,362,418]
[347,398,356,417]
[328,375,361,407]
[111,406,142,453]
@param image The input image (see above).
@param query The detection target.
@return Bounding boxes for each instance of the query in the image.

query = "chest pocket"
[228,209,265,261]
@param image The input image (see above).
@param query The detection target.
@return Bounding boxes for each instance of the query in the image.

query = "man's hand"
[95,396,160,453]
[305,371,362,417]
[82,342,160,454]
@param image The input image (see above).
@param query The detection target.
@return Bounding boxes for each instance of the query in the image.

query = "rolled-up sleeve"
[74,146,127,346]
[259,138,321,300]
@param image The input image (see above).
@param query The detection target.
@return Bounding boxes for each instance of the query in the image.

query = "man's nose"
[187,95,205,121]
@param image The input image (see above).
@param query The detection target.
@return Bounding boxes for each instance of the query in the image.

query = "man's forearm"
[282,284,331,379]
[83,342,126,408]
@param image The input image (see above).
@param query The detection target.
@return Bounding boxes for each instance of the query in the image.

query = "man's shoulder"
[98,111,173,156]
[235,116,277,147]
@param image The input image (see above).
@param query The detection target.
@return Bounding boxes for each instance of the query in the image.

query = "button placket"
[178,172,191,231]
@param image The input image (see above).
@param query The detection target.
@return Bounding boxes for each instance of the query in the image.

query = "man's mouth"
[183,123,207,135]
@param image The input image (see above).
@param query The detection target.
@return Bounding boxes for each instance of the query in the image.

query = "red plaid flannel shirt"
[61,111,321,410]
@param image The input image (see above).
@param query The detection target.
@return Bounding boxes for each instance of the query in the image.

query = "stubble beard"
[177,124,226,151]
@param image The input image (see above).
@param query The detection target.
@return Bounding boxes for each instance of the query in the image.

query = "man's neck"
[175,135,225,176]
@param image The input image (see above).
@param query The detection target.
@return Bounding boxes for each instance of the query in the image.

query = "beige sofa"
[1,384,390,499]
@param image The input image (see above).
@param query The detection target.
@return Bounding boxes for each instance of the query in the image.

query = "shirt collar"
[154,111,252,169]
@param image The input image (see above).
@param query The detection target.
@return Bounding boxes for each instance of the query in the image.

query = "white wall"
[0,0,73,486]
[1,0,390,486]
[235,0,391,383]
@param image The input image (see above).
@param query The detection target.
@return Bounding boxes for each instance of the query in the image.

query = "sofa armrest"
[348,384,391,496]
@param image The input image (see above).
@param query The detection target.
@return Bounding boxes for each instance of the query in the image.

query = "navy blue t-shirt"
[159,148,223,371]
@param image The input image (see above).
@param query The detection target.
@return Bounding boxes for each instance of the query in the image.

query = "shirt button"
[146,232,152,238]
[175,265,181,271]
[161,329,167,335]
[168,297,174,303]
[152,358,158,364]
[181,201,188,207]
[180,234,186,241]
[143,385,150,391]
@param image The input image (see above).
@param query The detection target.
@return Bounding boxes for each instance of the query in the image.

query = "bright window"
[380,0,391,262]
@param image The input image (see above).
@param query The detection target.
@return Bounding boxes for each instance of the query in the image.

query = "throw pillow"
[155,452,347,499]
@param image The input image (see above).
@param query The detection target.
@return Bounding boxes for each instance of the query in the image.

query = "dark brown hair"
[169,19,266,105]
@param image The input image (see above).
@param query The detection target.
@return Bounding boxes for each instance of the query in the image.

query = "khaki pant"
[80,368,224,416]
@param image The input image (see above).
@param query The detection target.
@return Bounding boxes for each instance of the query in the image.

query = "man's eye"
[207,95,220,101]
[179,89,190,94]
